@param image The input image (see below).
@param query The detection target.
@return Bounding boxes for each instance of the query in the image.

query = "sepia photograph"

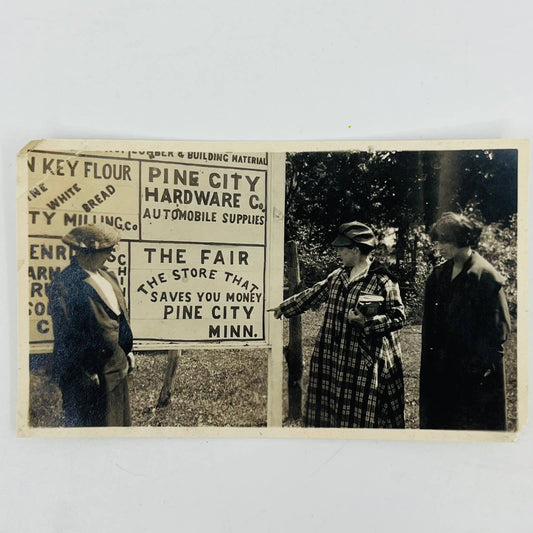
[18,139,527,439]
[20,142,284,432]
[278,148,521,432]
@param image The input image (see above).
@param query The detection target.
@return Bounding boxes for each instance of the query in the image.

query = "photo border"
[17,138,529,441]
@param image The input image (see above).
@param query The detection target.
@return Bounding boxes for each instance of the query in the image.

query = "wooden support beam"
[157,349,181,407]
[285,241,303,421]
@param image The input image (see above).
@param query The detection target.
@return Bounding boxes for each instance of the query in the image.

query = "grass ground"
[282,308,517,431]
[29,310,517,430]
[30,349,269,428]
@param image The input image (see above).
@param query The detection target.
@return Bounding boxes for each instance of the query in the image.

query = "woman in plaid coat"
[270,222,406,428]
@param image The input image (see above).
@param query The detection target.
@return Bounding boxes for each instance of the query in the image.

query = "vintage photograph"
[21,142,284,432]
[277,148,520,431]
[18,140,526,438]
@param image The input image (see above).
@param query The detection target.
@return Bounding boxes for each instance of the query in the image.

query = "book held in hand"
[357,294,384,316]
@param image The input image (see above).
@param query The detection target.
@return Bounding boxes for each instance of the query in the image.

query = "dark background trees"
[284,149,518,321]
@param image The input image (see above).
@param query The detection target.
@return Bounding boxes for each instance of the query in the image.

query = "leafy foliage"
[477,215,518,316]
[285,149,518,322]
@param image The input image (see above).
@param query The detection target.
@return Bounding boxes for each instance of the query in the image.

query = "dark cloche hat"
[332,221,377,249]
[62,224,120,251]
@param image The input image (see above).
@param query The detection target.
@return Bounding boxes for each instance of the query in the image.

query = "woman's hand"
[267,306,284,319]
[347,307,365,327]
[126,352,136,373]
[82,371,100,387]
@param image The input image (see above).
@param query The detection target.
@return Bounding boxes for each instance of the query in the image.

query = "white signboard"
[23,146,283,351]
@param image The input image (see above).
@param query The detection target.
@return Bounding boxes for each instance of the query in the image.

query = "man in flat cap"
[48,224,134,427]
[269,221,406,428]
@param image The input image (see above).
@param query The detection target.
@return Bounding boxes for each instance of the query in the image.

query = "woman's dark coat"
[419,251,511,430]
[49,259,133,427]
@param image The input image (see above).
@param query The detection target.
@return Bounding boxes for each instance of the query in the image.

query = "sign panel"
[24,148,273,350]
[139,161,267,244]
[27,152,141,239]
[130,242,265,342]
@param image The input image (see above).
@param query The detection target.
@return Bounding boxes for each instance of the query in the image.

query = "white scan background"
[1,1,532,532]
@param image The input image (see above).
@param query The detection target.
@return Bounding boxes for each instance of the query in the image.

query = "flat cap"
[332,221,377,249]
[62,224,120,251]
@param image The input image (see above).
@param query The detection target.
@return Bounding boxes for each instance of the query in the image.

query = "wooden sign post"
[285,241,303,420]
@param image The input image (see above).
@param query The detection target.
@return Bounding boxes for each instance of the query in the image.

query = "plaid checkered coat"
[280,262,406,428]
